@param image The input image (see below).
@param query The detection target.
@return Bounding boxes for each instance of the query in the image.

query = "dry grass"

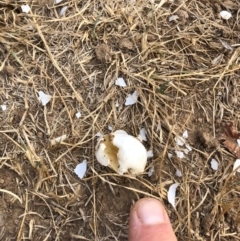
[0,0,240,240]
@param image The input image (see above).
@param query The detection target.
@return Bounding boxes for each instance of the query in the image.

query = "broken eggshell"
[95,130,147,175]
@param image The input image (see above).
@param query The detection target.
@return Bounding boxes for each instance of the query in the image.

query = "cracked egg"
[95,130,147,175]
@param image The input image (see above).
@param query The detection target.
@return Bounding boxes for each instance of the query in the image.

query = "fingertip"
[128,198,177,241]
[130,198,169,225]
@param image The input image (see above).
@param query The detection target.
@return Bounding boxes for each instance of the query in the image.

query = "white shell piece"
[185,144,192,152]
[112,132,147,174]
[220,10,232,20]
[139,128,147,141]
[38,91,52,106]
[1,105,6,111]
[168,183,179,208]
[168,153,173,158]
[148,166,154,177]
[21,5,31,13]
[125,91,138,105]
[96,132,103,137]
[233,159,240,173]
[175,169,182,177]
[237,139,240,146]
[182,130,188,138]
[175,150,185,159]
[210,158,219,171]
[175,136,185,146]
[60,6,68,16]
[169,15,179,21]
[115,77,127,87]
[74,160,87,179]
[113,130,128,135]
[75,112,81,118]
[95,140,109,166]
[147,150,153,158]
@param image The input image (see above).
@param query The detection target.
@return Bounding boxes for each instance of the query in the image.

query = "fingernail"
[136,198,167,225]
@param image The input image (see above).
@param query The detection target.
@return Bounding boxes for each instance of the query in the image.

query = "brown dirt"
[0,0,240,240]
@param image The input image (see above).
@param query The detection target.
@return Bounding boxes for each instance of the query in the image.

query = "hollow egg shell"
[95,130,147,175]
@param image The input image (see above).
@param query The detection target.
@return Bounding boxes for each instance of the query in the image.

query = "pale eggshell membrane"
[95,130,147,175]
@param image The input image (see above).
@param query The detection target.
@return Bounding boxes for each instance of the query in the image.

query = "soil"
[0,1,240,241]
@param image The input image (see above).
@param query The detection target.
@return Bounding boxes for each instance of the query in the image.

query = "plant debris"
[218,122,240,158]
[50,134,67,146]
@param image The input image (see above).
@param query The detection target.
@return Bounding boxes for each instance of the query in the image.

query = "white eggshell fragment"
[115,77,127,87]
[95,141,110,166]
[1,105,6,111]
[139,128,147,141]
[175,169,182,177]
[168,153,173,158]
[220,10,232,20]
[95,130,147,175]
[147,150,153,158]
[233,159,240,173]
[125,91,138,106]
[175,150,185,159]
[185,144,192,152]
[115,100,120,108]
[237,139,240,146]
[75,111,81,118]
[74,160,87,179]
[148,166,154,177]
[60,6,68,16]
[38,91,52,106]
[175,136,185,146]
[169,15,179,22]
[168,183,179,208]
[210,158,219,171]
[21,4,31,13]
[182,130,188,138]
[96,132,103,138]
